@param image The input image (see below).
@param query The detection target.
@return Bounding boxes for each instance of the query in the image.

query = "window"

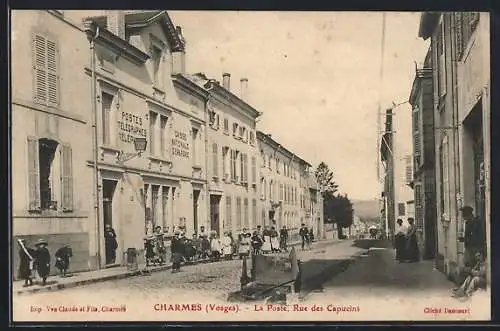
[161,186,169,230]
[232,122,238,136]
[101,92,114,145]
[405,155,413,184]
[261,178,266,199]
[439,135,450,220]
[27,137,73,212]
[251,156,256,184]
[240,153,245,183]
[149,111,157,154]
[398,203,406,216]
[231,150,239,181]
[151,185,160,227]
[455,12,480,60]
[267,154,271,168]
[160,115,168,157]
[236,197,242,231]
[269,180,273,201]
[32,34,59,107]
[222,147,229,179]
[413,108,421,164]
[244,198,249,229]
[252,199,257,227]
[151,46,163,87]
[279,183,283,201]
[239,126,246,140]
[223,118,229,133]
[249,131,255,145]
[436,21,446,98]
[226,196,232,231]
[415,183,423,230]
[212,143,218,178]
[192,127,199,166]
[243,154,248,182]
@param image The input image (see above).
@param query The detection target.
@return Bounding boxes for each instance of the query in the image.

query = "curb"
[14,239,337,296]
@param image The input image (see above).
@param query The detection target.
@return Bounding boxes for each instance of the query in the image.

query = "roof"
[191,73,262,119]
[172,73,209,100]
[84,11,185,52]
[418,12,441,40]
[256,131,312,167]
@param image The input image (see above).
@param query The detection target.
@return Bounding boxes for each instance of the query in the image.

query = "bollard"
[240,256,251,289]
[127,248,138,272]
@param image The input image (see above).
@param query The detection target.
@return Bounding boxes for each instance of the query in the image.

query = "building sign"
[118,112,147,144]
[172,130,190,158]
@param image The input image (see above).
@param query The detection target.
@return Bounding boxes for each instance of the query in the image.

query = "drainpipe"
[204,96,210,234]
[449,14,463,271]
[90,26,102,270]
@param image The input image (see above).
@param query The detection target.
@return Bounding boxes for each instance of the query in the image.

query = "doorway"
[193,190,200,234]
[210,195,221,235]
[102,179,117,265]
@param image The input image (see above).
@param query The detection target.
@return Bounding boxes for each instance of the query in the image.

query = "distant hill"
[351,199,379,220]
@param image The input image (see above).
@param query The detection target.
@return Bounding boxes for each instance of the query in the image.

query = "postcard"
[11,10,491,322]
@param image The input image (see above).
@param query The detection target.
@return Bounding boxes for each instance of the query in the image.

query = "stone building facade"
[418,12,490,282]
[77,10,208,267]
[11,10,95,278]
[409,47,437,260]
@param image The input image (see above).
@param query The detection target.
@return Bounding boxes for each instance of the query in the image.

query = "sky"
[170,11,430,201]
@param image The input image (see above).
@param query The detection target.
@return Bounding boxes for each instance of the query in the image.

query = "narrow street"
[305,241,490,321]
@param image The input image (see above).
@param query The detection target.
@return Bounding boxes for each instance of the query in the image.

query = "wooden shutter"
[32,34,59,106]
[27,136,40,211]
[32,34,47,104]
[46,39,59,106]
[212,143,218,177]
[61,144,73,211]
[251,156,256,184]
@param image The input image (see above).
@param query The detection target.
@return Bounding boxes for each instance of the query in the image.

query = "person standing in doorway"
[17,239,35,287]
[395,219,407,262]
[34,239,51,286]
[104,224,118,265]
[405,218,420,263]
[459,206,486,268]
[170,231,183,273]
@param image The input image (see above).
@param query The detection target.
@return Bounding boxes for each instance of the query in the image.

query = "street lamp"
[116,137,148,163]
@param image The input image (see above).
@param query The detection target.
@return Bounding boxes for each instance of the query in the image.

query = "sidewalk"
[13,237,341,295]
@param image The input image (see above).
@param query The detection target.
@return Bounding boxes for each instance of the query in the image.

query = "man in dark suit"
[459,206,486,268]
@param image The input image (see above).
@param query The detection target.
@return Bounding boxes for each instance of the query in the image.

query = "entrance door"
[102,179,117,265]
[210,195,221,235]
[193,190,200,234]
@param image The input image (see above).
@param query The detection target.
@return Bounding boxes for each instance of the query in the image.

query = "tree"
[333,194,354,237]
[314,162,339,199]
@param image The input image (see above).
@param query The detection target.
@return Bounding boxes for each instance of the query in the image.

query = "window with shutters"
[222,147,229,180]
[226,196,232,230]
[249,131,255,145]
[223,118,229,134]
[27,137,73,212]
[251,156,256,184]
[240,153,245,183]
[244,198,249,229]
[436,21,446,99]
[149,111,157,154]
[269,180,273,201]
[252,199,257,226]
[415,184,423,230]
[101,92,114,146]
[32,34,59,107]
[236,197,242,231]
[160,115,169,158]
[192,127,199,166]
[212,142,218,178]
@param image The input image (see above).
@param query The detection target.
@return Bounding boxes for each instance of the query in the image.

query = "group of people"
[394,217,420,263]
[17,238,72,287]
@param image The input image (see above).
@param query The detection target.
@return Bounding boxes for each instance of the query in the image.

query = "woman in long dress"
[394,219,407,262]
[210,232,222,261]
[405,218,420,262]
[221,232,233,260]
[270,226,280,252]
[261,226,272,253]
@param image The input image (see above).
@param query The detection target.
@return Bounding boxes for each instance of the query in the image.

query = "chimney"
[240,78,248,100]
[172,51,186,75]
[106,11,126,39]
[222,73,231,90]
